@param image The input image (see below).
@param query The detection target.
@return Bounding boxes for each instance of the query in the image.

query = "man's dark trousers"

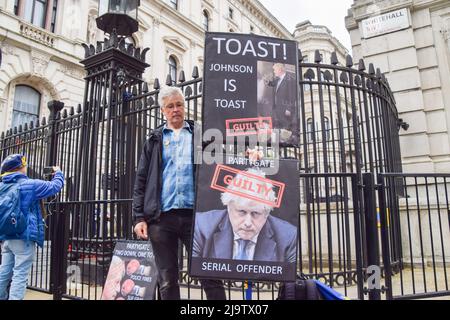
[148,209,226,300]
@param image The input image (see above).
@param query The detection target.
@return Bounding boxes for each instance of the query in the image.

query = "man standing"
[0,154,64,300]
[133,86,226,300]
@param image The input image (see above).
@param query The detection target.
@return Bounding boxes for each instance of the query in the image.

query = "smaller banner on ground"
[190,158,299,282]
[101,241,158,300]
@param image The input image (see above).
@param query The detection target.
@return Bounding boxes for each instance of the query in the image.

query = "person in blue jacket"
[0,154,64,300]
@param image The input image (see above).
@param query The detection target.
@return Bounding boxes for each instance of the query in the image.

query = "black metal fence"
[0,39,447,300]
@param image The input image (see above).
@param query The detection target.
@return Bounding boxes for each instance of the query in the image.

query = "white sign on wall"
[362,8,410,39]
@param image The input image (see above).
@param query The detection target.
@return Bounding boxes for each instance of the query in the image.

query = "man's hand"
[134,222,148,240]
[246,147,264,162]
[52,166,61,172]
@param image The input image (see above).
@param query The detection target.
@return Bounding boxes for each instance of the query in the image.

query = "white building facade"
[346,0,450,174]
[0,0,293,133]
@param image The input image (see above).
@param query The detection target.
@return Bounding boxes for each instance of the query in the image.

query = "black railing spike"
[110,30,119,48]
[143,82,149,93]
[192,66,199,79]
[89,44,96,56]
[346,55,353,68]
[314,50,322,63]
[381,74,387,82]
[18,124,23,133]
[24,123,28,131]
[330,52,339,65]
[154,78,160,90]
[82,43,90,58]
[376,68,382,79]
[358,59,366,71]
[77,104,82,113]
[298,49,303,62]
[35,119,40,127]
[1,131,4,139]
[62,109,68,118]
[13,127,17,134]
[42,117,46,126]
[166,74,173,86]
[134,47,141,59]
[369,63,375,75]
[29,121,34,129]
[179,70,186,83]
[103,37,110,49]
[96,41,103,54]
[141,48,150,62]
[119,39,126,52]
[127,43,134,56]
[132,86,138,95]
[70,106,74,116]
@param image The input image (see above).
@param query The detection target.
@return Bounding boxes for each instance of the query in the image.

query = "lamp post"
[96,0,140,37]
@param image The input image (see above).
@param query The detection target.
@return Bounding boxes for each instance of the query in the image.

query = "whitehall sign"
[362,8,410,39]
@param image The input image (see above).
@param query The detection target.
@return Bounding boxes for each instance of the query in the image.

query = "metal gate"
[1,34,440,300]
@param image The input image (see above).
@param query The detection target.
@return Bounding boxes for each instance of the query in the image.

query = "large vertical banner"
[190,157,299,282]
[202,32,300,146]
[101,241,158,300]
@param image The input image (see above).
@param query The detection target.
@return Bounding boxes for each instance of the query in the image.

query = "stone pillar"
[346,0,450,173]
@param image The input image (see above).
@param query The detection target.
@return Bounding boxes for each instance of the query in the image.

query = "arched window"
[169,0,178,10]
[12,85,41,128]
[203,10,209,31]
[168,56,178,85]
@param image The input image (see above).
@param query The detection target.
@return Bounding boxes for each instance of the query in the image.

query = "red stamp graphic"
[210,164,285,208]
[225,117,273,137]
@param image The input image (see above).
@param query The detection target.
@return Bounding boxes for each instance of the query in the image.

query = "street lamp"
[96,0,140,37]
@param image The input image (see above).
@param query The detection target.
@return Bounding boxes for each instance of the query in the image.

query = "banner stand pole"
[245,281,252,300]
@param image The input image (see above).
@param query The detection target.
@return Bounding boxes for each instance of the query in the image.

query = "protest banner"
[101,241,158,300]
[190,158,299,282]
[202,32,300,146]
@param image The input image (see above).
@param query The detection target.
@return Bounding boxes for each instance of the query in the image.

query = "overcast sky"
[259,0,354,51]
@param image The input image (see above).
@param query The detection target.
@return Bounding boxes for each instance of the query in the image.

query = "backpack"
[0,180,27,237]
[277,274,323,300]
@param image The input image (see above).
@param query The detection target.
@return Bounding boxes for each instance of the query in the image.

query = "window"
[170,0,178,10]
[168,56,177,85]
[228,7,234,20]
[50,0,58,32]
[324,117,330,141]
[24,0,47,28]
[12,85,41,129]
[20,0,58,32]
[306,118,314,142]
[202,10,209,31]
[14,0,20,15]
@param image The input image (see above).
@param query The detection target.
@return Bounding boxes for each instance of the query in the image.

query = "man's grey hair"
[221,168,276,215]
[158,86,184,108]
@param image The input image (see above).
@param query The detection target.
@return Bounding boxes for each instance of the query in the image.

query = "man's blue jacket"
[0,171,64,247]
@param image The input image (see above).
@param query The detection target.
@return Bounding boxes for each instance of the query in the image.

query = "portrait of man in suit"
[192,169,297,263]
[268,63,297,127]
